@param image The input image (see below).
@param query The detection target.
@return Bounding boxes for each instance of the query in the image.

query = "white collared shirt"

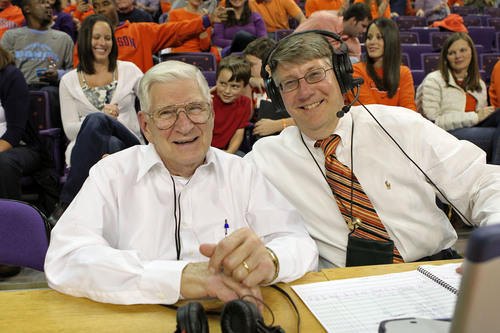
[44,144,318,305]
[246,105,500,268]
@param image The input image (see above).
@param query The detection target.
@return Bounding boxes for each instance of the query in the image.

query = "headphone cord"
[270,285,301,333]
[357,100,474,227]
[170,175,182,260]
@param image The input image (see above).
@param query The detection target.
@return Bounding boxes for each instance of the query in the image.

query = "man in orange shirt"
[73,0,229,73]
[249,0,305,34]
[295,4,372,62]
[63,0,95,24]
[304,0,349,17]
[0,0,24,39]
[489,59,500,109]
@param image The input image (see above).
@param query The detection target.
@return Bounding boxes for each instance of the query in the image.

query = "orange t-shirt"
[62,4,95,23]
[168,9,212,53]
[167,8,220,63]
[248,0,303,32]
[457,80,478,112]
[353,0,391,19]
[0,5,25,40]
[73,18,207,73]
[489,60,500,108]
[346,62,417,111]
[305,0,345,17]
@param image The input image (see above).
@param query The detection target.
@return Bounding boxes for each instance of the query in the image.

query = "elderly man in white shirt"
[44,61,318,307]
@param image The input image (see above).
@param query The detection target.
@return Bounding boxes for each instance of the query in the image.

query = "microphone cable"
[356,100,474,227]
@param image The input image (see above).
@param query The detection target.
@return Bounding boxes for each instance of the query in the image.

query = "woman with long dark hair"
[346,17,416,111]
[416,32,500,164]
[49,14,144,223]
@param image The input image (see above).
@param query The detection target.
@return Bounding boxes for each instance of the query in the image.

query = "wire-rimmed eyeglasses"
[278,67,334,93]
[147,101,211,130]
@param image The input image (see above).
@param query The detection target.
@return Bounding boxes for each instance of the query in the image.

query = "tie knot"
[315,135,341,156]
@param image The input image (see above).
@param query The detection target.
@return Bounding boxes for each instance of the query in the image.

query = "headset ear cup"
[332,52,355,95]
[176,302,209,333]
[265,77,286,113]
[221,300,262,333]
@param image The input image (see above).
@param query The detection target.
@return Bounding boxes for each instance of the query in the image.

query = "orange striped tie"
[316,135,404,263]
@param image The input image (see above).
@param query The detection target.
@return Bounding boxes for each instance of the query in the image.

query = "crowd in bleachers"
[2,0,500,277]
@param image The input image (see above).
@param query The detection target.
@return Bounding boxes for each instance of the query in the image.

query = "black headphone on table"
[260,29,363,118]
[174,299,285,333]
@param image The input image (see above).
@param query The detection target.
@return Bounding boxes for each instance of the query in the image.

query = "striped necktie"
[315,135,404,263]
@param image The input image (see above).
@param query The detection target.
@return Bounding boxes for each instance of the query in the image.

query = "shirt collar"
[136,143,220,182]
[301,113,353,151]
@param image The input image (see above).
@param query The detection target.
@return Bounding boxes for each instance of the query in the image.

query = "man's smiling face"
[139,79,214,177]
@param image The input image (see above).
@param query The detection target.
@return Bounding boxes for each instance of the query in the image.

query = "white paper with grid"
[292,264,461,333]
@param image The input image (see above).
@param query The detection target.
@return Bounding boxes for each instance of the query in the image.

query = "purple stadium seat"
[275,29,294,42]
[411,69,426,88]
[160,52,217,71]
[409,27,439,44]
[401,52,410,68]
[0,199,51,271]
[400,31,419,44]
[22,92,65,195]
[202,71,216,87]
[484,7,500,18]
[430,31,453,52]
[487,17,500,32]
[421,53,441,75]
[393,16,428,31]
[480,53,500,84]
[462,15,482,27]
[467,14,489,26]
[401,44,433,70]
[450,5,479,16]
[467,26,496,53]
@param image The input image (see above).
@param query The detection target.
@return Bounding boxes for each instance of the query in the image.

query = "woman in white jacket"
[49,14,145,224]
[416,32,500,165]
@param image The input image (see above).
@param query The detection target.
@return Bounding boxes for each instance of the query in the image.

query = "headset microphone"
[337,77,364,118]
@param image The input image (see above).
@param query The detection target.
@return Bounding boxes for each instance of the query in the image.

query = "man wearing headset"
[245,31,500,269]
[44,61,318,307]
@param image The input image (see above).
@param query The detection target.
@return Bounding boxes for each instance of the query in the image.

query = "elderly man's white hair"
[138,61,211,114]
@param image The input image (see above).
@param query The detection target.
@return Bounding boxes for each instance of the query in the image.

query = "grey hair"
[268,33,334,82]
[138,61,211,114]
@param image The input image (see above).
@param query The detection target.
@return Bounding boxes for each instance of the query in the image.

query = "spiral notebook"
[292,263,462,333]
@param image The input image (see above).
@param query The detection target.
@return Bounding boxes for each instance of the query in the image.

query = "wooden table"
[0,260,461,332]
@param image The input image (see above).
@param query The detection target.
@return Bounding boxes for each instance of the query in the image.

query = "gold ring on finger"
[242,261,250,273]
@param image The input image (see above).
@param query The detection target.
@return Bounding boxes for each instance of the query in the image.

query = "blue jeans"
[448,109,500,165]
[60,113,141,203]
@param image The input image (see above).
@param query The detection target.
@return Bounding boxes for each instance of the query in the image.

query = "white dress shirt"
[44,144,318,305]
[246,105,500,268]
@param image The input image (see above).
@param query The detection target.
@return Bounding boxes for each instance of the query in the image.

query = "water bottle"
[47,57,57,71]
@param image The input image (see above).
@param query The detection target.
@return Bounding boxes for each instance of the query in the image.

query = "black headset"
[175,299,285,333]
[260,29,362,116]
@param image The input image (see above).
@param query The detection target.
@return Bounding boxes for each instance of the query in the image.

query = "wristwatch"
[266,247,280,284]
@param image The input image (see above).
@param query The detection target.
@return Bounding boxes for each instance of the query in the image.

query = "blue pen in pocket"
[224,219,229,237]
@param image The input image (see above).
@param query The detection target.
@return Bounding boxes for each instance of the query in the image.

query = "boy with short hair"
[211,55,251,154]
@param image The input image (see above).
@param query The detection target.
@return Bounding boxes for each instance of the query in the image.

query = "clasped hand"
[180,228,275,311]
[102,103,119,119]
[477,106,495,122]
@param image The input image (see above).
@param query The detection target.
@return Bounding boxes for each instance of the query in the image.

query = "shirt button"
[183,222,188,227]
[158,293,165,300]
[189,251,194,256]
